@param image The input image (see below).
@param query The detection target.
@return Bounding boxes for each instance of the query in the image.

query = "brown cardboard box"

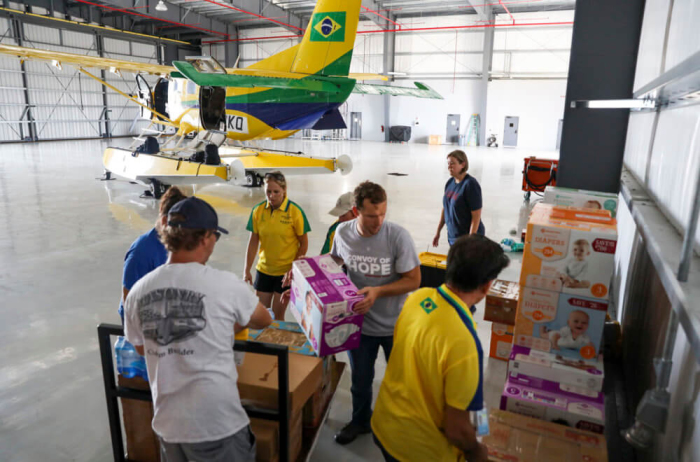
[251,409,302,462]
[237,351,323,415]
[118,375,159,462]
[429,134,443,145]
[489,323,514,361]
[303,357,344,429]
[484,280,520,325]
[484,410,607,462]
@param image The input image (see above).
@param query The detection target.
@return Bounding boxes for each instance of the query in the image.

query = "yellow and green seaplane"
[0,0,441,196]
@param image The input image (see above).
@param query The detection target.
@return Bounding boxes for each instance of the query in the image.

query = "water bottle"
[115,336,148,381]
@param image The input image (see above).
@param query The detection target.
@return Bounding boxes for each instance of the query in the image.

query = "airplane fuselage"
[163,75,355,141]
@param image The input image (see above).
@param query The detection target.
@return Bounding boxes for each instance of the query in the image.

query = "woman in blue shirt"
[119,186,187,323]
[433,150,485,247]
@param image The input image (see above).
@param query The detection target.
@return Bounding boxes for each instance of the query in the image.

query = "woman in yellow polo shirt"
[244,172,310,320]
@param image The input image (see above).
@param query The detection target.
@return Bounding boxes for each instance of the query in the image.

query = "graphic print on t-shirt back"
[137,288,207,346]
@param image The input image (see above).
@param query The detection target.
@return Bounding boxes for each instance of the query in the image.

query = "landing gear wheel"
[97,169,114,181]
[149,179,169,199]
[244,172,263,188]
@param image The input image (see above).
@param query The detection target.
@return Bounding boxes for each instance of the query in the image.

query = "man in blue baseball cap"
[124,196,272,462]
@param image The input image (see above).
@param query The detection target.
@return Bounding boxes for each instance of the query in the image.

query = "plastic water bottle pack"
[115,336,149,382]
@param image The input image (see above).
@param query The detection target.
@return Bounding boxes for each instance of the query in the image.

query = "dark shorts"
[254,271,286,294]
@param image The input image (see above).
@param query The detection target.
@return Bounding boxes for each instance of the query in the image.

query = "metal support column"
[163,43,179,66]
[95,32,111,138]
[382,16,395,142]
[12,17,36,141]
[558,0,645,192]
[477,7,494,146]
[224,26,239,68]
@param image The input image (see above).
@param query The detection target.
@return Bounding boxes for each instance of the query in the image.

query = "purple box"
[500,373,605,434]
[289,255,364,356]
[508,344,604,392]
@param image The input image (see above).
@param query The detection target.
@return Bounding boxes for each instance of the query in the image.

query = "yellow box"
[490,323,514,361]
[521,205,617,300]
[429,134,443,145]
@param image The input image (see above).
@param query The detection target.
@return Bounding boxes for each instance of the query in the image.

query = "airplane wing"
[0,44,173,75]
[348,73,389,81]
[352,82,443,99]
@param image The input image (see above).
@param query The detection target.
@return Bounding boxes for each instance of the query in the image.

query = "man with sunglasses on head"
[124,196,272,462]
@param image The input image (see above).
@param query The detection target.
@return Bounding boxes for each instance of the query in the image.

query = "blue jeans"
[348,334,394,428]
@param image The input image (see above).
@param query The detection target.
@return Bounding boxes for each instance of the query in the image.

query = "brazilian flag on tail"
[310,12,346,42]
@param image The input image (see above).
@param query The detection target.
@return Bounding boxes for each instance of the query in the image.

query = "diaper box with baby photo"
[289,255,365,356]
[544,186,619,218]
[500,373,605,434]
[521,206,617,300]
[513,287,607,362]
[508,345,604,392]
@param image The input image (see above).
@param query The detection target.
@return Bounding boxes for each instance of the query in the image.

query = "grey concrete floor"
[0,137,558,462]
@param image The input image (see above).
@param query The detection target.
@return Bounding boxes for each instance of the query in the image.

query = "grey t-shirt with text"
[331,220,420,336]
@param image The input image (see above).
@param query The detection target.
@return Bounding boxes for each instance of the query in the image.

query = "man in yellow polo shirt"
[372,235,510,461]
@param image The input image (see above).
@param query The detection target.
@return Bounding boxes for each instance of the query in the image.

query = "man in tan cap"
[321,191,357,254]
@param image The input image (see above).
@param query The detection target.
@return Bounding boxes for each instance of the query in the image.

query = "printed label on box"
[500,375,605,434]
[522,205,617,300]
[514,289,607,362]
[520,288,558,322]
[509,345,604,392]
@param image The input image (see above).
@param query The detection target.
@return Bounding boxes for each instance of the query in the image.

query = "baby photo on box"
[289,256,364,356]
[514,287,607,362]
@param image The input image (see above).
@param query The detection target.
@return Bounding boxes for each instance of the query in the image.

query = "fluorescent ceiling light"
[571,99,655,109]
[155,0,168,12]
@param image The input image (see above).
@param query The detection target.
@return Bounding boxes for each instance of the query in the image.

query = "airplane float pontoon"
[0,0,442,197]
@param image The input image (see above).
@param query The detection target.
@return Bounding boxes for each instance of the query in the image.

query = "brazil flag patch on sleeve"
[310,12,346,42]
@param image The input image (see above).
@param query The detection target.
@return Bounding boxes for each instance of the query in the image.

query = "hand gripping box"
[521,205,618,300]
[544,186,619,218]
[513,287,607,362]
[500,374,605,434]
[509,344,604,392]
[485,280,520,325]
[289,255,364,356]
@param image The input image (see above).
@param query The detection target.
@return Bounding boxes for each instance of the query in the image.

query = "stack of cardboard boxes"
[119,254,363,462]
[496,195,618,435]
[245,321,345,462]
[485,280,519,361]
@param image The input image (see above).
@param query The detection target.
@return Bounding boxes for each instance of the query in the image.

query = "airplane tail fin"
[291,0,361,76]
[249,0,361,77]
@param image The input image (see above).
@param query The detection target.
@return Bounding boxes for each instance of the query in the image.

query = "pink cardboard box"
[500,373,605,434]
[508,345,604,392]
[289,255,364,356]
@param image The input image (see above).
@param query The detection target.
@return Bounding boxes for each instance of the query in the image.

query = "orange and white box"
[529,203,615,225]
[513,286,607,363]
[490,323,515,361]
[521,205,617,300]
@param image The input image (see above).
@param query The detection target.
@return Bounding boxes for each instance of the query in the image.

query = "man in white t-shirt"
[124,196,272,462]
